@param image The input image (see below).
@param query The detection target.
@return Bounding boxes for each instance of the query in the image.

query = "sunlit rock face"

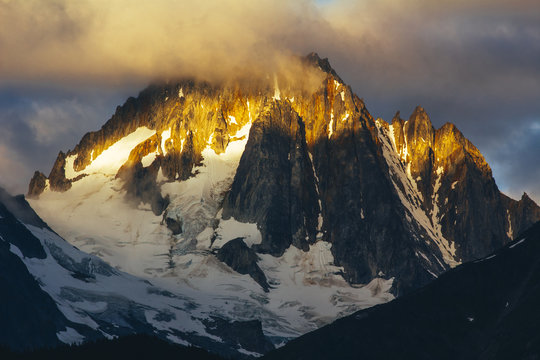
[387,107,534,264]
[27,53,540,348]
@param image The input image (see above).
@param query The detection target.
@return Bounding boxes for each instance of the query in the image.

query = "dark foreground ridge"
[264,221,540,360]
[0,334,226,360]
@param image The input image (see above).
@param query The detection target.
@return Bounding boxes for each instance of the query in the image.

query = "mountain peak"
[412,105,426,115]
[24,54,540,349]
[408,105,432,125]
[303,52,342,82]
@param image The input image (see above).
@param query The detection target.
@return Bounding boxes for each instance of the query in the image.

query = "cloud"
[0,143,28,194]
[26,100,94,144]
[1,0,538,94]
[0,87,129,193]
[0,0,333,86]
[487,120,540,202]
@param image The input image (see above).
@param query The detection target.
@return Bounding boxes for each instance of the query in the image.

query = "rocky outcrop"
[502,192,540,239]
[164,214,183,235]
[27,171,47,199]
[48,151,71,192]
[216,238,270,292]
[116,135,169,215]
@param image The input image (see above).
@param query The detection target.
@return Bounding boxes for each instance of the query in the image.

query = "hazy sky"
[0,0,538,203]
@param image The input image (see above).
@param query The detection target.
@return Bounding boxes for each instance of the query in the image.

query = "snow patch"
[506,210,513,239]
[257,241,394,336]
[9,243,24,258]
[141,152,157,167]
[509,238,525,249]
[57,327,85,344]
[328,111,334,138]
[212,218,262,248]
[227,115,238,125]
[65,127,156,179]
[161,129,172,155]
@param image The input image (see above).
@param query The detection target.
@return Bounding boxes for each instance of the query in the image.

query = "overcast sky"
[0,0,538,203]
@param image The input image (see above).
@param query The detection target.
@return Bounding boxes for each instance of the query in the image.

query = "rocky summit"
[25,53,540,354]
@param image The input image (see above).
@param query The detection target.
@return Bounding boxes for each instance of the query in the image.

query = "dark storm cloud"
[0,0,538,202]
[0,86,133,193]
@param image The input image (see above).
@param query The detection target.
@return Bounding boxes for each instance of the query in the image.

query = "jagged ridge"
[28,53,540,327]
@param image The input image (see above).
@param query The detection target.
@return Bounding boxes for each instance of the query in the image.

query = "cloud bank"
[0,0,334,85]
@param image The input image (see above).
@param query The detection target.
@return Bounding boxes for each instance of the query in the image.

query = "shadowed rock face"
[48,151,72,192]
[389,108,536,264]
[29,53,540,295]
[27,171,47,199]
[502,192,540,238]
[216,238,269,292]
[222,101,319,256]
[0,189,72,351]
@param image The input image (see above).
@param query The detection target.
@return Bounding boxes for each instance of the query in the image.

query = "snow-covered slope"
[30,122,394,347]
[1,191,278,357]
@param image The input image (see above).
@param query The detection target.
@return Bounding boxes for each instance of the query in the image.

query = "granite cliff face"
[28,53,539,301]
[387,108,535,264]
